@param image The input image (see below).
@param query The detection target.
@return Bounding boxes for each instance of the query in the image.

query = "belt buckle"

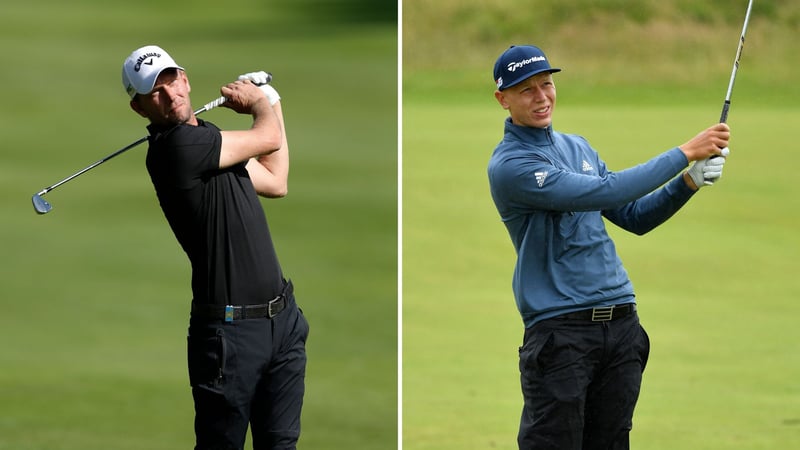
[591,306,614,322]
[224,305,234,323]
[267,296,283,318]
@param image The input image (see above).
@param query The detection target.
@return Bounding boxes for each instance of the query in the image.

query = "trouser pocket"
[637,324,651,372]
[187,327,227,391]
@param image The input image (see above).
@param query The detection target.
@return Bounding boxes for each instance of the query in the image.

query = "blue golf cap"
[493,45,561,91]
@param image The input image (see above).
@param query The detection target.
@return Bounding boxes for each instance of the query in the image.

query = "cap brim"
[137,65,184,95]
[500,68,561,91]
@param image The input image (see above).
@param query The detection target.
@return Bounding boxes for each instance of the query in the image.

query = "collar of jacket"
[504,116,555,146]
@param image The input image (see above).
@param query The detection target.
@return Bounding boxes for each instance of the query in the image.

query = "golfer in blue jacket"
[488,45,731,450]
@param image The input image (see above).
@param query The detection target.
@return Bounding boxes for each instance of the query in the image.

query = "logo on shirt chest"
[581,160,594,172]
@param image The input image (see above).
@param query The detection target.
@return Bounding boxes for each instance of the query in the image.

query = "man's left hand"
[687,147,729,189]
[238,71,280,105]
[238,71,271,85]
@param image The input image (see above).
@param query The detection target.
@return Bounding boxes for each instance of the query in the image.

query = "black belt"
[554,303,636,322]
[191,281,292,322]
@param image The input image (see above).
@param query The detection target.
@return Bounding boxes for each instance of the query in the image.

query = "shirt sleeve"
[491,146,689,213]
[155,123,222,190]
[602,174,696,235]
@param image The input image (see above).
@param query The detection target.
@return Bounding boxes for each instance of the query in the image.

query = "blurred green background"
[403,1,799,449]
[1,1,397,449]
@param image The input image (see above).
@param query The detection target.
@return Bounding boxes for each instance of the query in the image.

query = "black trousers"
[518,312,650,450]
[187,292,309,450]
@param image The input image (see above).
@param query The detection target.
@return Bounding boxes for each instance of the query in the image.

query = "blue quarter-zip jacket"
[488,117,696,327]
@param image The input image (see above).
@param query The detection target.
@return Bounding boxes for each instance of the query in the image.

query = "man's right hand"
[220,80,270,115]
[679,123,731,162]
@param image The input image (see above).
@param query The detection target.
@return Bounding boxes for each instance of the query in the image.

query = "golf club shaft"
[36,96,230,197]
[36,136,148,197]
[720,0,754,123]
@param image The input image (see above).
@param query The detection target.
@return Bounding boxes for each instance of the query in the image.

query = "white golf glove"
[687,147,729,188]
[238,71,270,85]
[238,71,280,105]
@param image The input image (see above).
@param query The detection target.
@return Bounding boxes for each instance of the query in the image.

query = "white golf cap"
[122,45,184,98]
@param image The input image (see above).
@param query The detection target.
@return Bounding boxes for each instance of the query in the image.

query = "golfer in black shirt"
[123,45,308,450]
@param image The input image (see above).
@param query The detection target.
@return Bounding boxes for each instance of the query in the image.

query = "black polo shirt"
[145,119,283,306]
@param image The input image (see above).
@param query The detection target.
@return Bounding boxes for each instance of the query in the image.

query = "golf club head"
[32,194,52,214]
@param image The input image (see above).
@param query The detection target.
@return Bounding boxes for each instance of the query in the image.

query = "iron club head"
[32,193,52,214]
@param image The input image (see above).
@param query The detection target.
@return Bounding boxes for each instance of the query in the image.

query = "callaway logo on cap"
[493,45,561,90]
[122,45,184,99]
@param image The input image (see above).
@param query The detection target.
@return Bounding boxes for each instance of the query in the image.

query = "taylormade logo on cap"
[122,45,184,99]
[506,55,546,73]
[493,45,561,91]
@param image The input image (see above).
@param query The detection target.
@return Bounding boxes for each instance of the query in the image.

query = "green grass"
[402,93,800,448]
[403,0,799,108]
[0,1,397,449]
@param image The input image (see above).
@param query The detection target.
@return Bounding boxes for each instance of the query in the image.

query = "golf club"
[699,0,753,184]
[720,0,754,124]
[32,74,272,214]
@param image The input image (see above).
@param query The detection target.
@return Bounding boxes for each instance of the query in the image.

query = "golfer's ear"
[129,98,147,118]
[180,69,191,93]
[495,90,509,110]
